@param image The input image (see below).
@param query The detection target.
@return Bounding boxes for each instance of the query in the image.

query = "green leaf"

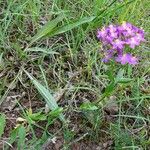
[0,113,6,138]
[52,16,96,36]
[25,47,59,55]
[23,69,65,122]
[117,78,133,83]
[106,68,115,82]
[80,102,98,111]
[29,16,95,45]
[9,127,19,144]
[104,82,116,97]
[17,125,26,150]
[115,69,132,83]
[116,69,125,80]
[30,15,64,44]
[0,53,4,69]
[28,111,47,121]
[6,126,20,149]
[49,107,63,118]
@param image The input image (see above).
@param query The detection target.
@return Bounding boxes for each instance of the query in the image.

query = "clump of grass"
[0,0,150,149]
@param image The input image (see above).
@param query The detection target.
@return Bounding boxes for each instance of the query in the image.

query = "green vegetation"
[0,0,150,149]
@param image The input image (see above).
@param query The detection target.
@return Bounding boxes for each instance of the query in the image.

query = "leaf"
[49,107,63,118]
[5,125,24,149]
[52,16,96,36]
[80,102,98,111]
[104,82,116,97]
[0,113,6,138]
[127,65,132,77]
[10,128,18,142]
[25,47,59,55]
[23,69,65,122]
[116,69,125,80]
[0,53,4,69]
[117,78,133,83]
[7,127,19,149]
[106,68,115,82]
[30,15,64,44]
[29,16,95,45]
[28,111,47,121]
[115,69,132,83]
[17,125,26,150]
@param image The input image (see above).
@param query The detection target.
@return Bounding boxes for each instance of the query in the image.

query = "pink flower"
[121,22,133,30]
[119,22,141,37]
[128,56,138,65]
[97,22,145,65]
[126,37,140,49]
[112,39,125,50]
[105,36,114,44]
[136,33,145,42]
[124,28,135,36]
[97,27,108,40]
[116,54,130,64]
[116,53,138,65]
[102,50,113,62]
[108,25,118,38]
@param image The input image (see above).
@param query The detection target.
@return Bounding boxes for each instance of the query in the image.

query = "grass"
[0,0,150,149]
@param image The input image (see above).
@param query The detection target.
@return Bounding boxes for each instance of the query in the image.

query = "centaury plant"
[97,22,145,64]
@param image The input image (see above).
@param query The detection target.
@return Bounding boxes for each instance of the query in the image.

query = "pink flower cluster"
[97,22,145,65]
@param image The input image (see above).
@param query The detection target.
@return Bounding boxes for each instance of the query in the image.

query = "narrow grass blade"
[52,16,96,36]
[29,16,95,46]
[0,71,20,106]
[39,65,49,90]
[80,102,98,111]
[0,53,5,69]
[25,47,59,55]
[30,15,64,45]
[0,113,6,138]
[23,69,65,122]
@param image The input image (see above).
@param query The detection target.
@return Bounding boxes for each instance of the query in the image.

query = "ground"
[0,0,150,150]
